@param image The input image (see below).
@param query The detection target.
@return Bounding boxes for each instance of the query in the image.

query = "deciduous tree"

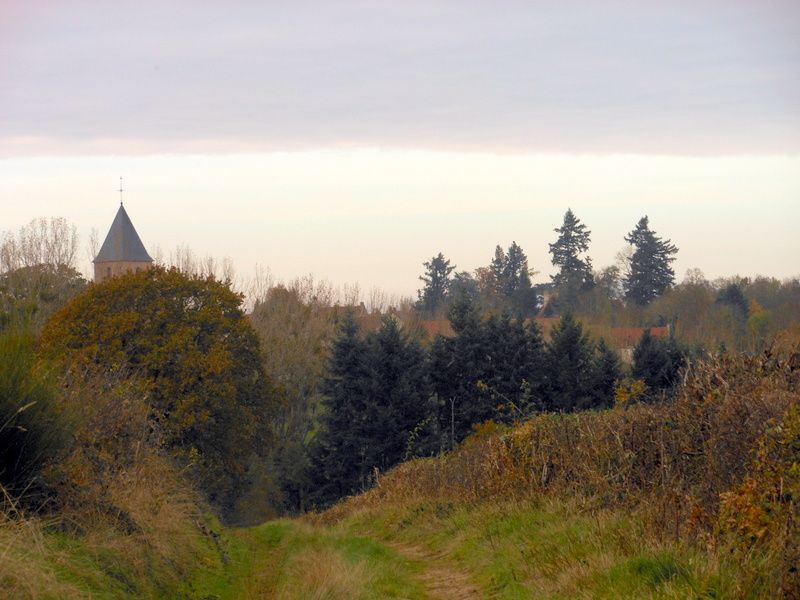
[40,267,275,519]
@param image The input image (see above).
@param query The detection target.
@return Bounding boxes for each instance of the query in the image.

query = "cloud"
[1,1,798,155]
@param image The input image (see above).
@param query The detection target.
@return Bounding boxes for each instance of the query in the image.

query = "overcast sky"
[1,1,798,295]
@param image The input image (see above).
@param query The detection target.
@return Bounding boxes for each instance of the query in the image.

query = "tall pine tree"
[623,216,678,305]
[310,311,369,505]
[430,291,490,446]
[360,316,432,471]
[545,312,596,412]
[416,252,455,316]
[549,208,593,287]
[311,314,432,506]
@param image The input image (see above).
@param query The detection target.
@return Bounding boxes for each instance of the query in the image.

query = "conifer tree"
[483,313,547,420]
[716,283,749,322]
[589,338,621,409]
[545,312,596,411]
[430,291,490,445]
[623,216,678,305]
[486,242,537,315]
[632,330,686,395]
[360,316,431,471]
[312,314,432,506]
[310,311,369,504]
[416,252,455,316]
[490,245,507,296]
[549,208,593,287]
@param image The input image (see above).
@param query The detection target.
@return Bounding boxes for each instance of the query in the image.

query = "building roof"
[93,204,153,263]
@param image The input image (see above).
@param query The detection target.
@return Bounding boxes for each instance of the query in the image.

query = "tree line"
[416,210,679,317]
[308,290,690,507]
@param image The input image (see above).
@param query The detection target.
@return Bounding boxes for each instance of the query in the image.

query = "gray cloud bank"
[1,1,798,155]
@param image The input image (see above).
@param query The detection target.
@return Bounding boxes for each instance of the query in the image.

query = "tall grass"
[0,327,69,501]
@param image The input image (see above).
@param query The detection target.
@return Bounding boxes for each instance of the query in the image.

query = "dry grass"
[273,546,373,600]
[0,489,86,600]
[0,370,220,599]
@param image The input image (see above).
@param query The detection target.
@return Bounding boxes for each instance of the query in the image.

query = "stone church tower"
[93,203,153,283]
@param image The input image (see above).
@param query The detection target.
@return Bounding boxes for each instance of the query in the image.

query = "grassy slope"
[331,498,735,600]
[0,491,754,599]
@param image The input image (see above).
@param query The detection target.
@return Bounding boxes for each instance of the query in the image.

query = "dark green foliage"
[362,316,432,466]
[545,312,597,411]
[429,293,488,446]
[40,267,274,519]
[0,328,69,498]
[632,330,686,395]
[311,313,431,507]
[430,292,547,444]
[590,338,622,409]
[549,209,594,288]
[310,312,369,504]
[416,253,455,316]
[623,216,678,305]
[716,283,749,322]
[486,242,537,315]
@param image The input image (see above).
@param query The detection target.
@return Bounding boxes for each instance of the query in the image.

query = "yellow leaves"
[614,379,647,408]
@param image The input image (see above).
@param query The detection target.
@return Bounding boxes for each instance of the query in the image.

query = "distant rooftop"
[93,204,153,263]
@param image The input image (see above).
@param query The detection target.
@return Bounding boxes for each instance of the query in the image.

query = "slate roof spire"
[93,204,153,264]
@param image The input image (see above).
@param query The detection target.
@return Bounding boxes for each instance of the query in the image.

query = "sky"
[1,1,798,296]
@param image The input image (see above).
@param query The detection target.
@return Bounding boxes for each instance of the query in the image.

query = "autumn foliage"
[40,267,277,517]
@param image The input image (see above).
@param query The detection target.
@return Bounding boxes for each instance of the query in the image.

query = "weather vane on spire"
[119,176,124,206]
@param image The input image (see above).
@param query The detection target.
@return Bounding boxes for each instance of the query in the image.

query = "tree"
[545,312,596,411]
[632,330,686,395]
[483,313,547,421]
[40,267,275,519]
[623,216,678,305]
[430,291,490,445]
[489,245,506,295]
[0,264,86,330]
[361,316,432,469]
[716,283,749,322]
[416,252,455,316]
[549,209,593,287]
[589,338,621,409]
[0,217,79,273]
[485,242,537,315]
[310,311,369,505]
[311,314,431,507]
[249,277,339,513]
[449,271,480,304]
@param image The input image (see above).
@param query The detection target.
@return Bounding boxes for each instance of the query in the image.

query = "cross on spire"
[119,176,124,206]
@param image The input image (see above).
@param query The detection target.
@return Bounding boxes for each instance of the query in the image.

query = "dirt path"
[387,541,482,600]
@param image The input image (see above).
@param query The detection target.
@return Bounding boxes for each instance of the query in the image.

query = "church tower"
[93,201,153,283]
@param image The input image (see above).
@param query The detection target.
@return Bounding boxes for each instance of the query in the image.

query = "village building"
[93,202,153,283]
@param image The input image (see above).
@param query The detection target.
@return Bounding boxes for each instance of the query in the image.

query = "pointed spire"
[93,204,153,263]
[119,176,124,206]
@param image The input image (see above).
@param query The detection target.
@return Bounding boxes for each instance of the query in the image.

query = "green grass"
[155,517,428,600]
[2,499,744,599]
[335,498,737,599]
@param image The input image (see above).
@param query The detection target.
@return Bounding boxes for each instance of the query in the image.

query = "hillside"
[3,339,797,598]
